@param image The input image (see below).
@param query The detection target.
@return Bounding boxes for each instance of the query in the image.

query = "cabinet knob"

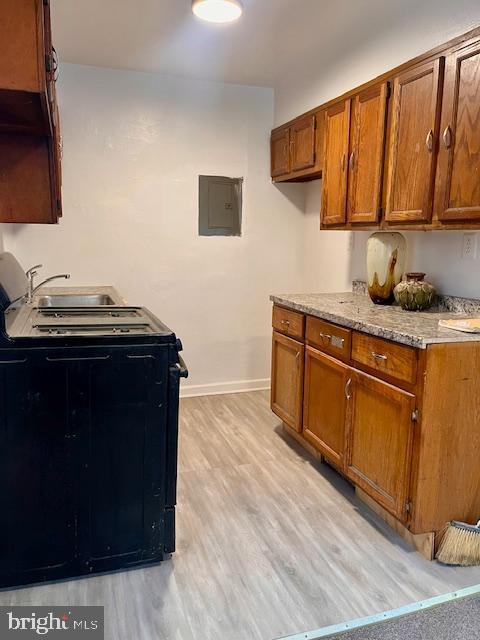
[425,129,434,153]
[349,151,355,171]
[443,125,452,149]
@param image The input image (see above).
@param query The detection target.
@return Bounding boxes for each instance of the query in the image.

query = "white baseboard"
[180,378,271,399]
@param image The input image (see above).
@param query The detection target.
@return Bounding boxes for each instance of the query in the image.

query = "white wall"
[275,0,480,298]
[2,63,306,395]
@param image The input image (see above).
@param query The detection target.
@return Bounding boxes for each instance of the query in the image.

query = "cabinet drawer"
[352,332,417,385]
[272,306,305,340]
[306,317,351,362]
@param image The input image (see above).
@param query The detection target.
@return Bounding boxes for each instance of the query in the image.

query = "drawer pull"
[371,351,388,361]
[319,332,331,341]
[345,378,352,400]
[281,319,290,326]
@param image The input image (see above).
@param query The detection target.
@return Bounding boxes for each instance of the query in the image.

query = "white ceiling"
[51,0,451,87]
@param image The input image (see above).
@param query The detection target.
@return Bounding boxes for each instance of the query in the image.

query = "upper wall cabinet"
[272,26,480,230]
[271,110,324,182]
[434,41,480,222]
[385,59,444,224]
[321,83,388,227]
[347,83,388,225]
[321,100,350,226]
[0,0,61,223]
[271,126,290,178]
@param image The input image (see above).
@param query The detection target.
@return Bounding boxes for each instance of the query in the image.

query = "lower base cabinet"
[345,370,416,520]
[1,345,177,589]
[303,346,348,467]
[271,331,304,432]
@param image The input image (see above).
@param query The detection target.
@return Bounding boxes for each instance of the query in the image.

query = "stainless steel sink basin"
[36,294,116,308]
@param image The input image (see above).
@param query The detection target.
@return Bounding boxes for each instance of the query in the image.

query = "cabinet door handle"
[345,378,352,401]
[443,125,452,149]
[46,355,110,362]
[425,129,434,152]
[319,332,331,341]
[349,151,355,171]
[371,351,388,361]
[341,153,346,172]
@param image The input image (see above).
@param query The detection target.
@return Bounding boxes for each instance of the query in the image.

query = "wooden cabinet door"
[347,83,388,224]
[271,331,304,432]
[435,42,480,221]
[291,115,316,172]
[271,127,290,178]
[1,354,76,587]
[385,59,444,223]
[303,346,349,467]
[345,370,415,520]
[321,100,351,226]
[77,349,168,570]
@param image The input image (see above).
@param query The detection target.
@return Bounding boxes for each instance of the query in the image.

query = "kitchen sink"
[36,294,116,308]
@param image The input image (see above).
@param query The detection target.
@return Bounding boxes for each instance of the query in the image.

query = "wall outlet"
[462,233,477,260]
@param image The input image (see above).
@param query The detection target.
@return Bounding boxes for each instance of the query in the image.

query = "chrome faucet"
[26,264,71,304]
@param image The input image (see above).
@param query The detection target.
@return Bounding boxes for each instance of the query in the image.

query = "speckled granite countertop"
[270,291,480,348]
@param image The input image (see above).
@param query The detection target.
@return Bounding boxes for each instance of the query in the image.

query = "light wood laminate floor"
[2,391,480,640]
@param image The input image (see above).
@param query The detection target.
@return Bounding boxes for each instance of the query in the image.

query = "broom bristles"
[436,521,480,566]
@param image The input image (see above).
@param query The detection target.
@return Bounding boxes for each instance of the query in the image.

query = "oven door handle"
[173,355,189,379]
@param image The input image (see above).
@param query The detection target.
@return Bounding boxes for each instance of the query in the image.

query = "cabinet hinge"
[411,409,419,423]
[405,500,413,514]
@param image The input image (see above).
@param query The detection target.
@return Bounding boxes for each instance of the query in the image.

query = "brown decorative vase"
[366,232,406,305]
[394,273,436,311]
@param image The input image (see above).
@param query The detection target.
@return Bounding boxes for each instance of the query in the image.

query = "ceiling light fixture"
[192,0,243,24]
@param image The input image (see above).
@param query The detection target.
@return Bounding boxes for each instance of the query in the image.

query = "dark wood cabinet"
[303,346,348,467]
[385,59,444,224]
[2,354,76,581]
[345,370,415,520]
[271,331,304,432]
[0,0,62,223]
[321,100,351,226]
[435,41,480,222]
[347,83,388,224]
[0,346,170,588]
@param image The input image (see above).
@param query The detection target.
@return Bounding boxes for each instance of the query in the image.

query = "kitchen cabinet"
[303,346,349,467]
[322,84,388,227]
[385,59,444,224]
[434,41,480,222]
[290,115,316,172]
[0,346,171,589]
[321,100,350,226]
[1,354,76,582]
[272,26,480,230]
[0,0,62,223]
[271,302,480,558]
[345,369,415,520]
[347,83,388,224]
[271,111,324,182]
[271,331,304,432]
[271,126,290,178]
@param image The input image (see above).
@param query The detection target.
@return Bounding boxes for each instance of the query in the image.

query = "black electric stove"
[0,253,188,589]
